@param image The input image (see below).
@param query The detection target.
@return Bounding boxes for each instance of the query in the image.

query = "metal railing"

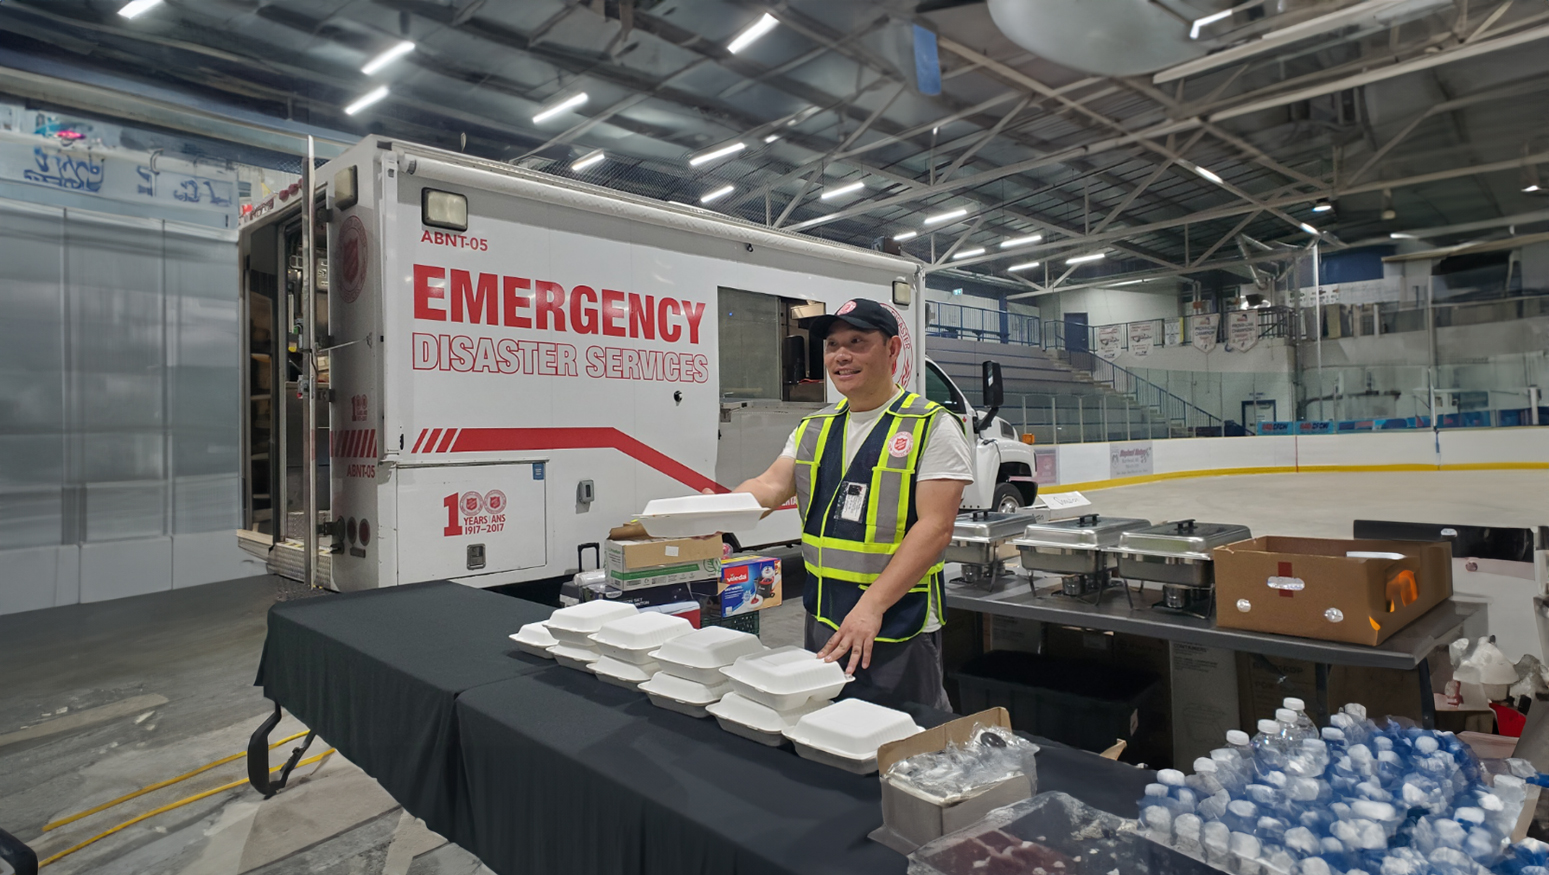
[925,301,1040,346]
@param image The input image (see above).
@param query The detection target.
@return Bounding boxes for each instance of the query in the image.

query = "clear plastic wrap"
[886,723,1040,804]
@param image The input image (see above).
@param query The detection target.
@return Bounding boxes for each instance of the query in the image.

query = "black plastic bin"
[952,651,1160,754]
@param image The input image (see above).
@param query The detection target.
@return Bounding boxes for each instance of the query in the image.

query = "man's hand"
[816,600,883,674]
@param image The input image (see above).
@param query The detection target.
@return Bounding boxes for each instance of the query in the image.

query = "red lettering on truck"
[414,264,446,321]
[451,270,497,324]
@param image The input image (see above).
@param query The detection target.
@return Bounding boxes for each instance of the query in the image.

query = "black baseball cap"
[808,298,899,341]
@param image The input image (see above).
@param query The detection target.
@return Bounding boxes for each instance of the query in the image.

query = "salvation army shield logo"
[888,431,914,458]
[484,490,507,514]
[837,300,858,315]
[337,215,368,304]
[883,302,914,388]
[459,491,484,517]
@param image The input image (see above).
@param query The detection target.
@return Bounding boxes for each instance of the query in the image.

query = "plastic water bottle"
[1203,820,1233,867]
[1231,831,1264,875]
[1140,783,1175,842]
[1255,718,1291,774]
[1191,757,1227,796]
[1278,708,1312,744]
[1228,728,1254,759]
[1284,698,1319,738]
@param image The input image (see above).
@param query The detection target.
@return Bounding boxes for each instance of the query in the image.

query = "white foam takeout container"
[649,626,769,685]
[548,642,602,673]
[638,671,733,719]
[509,623,557,659]
[783,698,924,775]
[636,493,765,539]
[590,613,695,665]
[545,601,639,646]
[591,656,660,691]
[705,692,826,747]
[719,645,853,712]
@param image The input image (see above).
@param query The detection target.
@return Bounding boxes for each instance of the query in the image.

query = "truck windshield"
[923,361,967,414]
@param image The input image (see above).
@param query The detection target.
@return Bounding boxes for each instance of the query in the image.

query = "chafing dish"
[1013,514,1153,576]
[1113,520,1252,618]
[946,511,1042,589]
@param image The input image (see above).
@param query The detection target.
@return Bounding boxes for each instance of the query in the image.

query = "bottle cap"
[1276,708,1298,723]
[1145,783,1169,797]
[1195,757,1218,773]
[1259,719,1282,734]
[1322,727,1346,741]
[1226,730,1251,746]
[1284,697,1305,712]
[1159,769,1186,786]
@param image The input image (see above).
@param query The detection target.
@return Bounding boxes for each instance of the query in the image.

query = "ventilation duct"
[987,0,1211,76]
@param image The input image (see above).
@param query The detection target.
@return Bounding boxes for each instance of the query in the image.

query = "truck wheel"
[993,483,1022,513]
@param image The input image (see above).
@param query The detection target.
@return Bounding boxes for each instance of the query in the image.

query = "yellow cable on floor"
[43,730,310,832]
[38,748,336,868]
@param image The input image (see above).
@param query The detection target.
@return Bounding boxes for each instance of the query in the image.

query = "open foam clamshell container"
[1213,536,1453,645]
[509,623,557,659]
[868,708,1037,854]
[705,692,826,747]
[546,601,639,647]
[783,699,923,775]
[589,612,694,665]
[638,671,732,718]
[719,645,853,711]
[592,656,659,690]
[649,626,768,685]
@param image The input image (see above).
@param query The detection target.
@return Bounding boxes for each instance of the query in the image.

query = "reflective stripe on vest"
[792,390,950,642]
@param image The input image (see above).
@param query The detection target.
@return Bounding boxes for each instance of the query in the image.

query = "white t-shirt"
[779,388,974,481]
[780,389,973,635]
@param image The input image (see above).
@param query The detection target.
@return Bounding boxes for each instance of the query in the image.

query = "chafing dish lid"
[1117,519,1252,557]
[1014,515,1153,550]
[952,511,1042,542]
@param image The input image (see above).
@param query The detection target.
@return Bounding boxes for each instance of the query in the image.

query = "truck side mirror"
[981,361,1004,408]
[783,335,806,384]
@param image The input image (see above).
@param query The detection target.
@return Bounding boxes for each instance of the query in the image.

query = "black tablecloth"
[253,581,550,844]
[456,665,1155,875]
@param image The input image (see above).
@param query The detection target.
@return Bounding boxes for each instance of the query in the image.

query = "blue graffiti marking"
[22,147,104,192]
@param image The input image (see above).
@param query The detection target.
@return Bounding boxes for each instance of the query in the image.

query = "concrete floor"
[1,469,1543,874]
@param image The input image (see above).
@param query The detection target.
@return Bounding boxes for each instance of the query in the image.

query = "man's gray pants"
[803,613,953,712]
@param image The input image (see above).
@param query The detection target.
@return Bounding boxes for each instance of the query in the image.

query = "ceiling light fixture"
[952,247,986,260]
[700,184,735,204]
[727,12,779,54]
[689,141,746,167]
[1116,280,1144,286]
[344,86,390,116]
[1192,164,1225,185]
[1312,202,1333,212]
[1000,234,1043,248]
[893,231,918,242]
[361,40,415,75]
[532,92,588,124]
[820,180,865,200]
[1008,261,1040,272]
[923,207,968,226]
[1300,223,1320,235]
[118,0,163,18]
[1066,253,1106,265]
[570,149,605,172]
[1190,9,1232,39]
[1390,232,1417,239]
[1526,184,1542,193]
[763,134,780,143]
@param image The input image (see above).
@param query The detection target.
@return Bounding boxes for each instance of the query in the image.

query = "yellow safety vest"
[792,391,952,642]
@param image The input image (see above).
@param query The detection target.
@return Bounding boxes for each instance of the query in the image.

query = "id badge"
[835,482,868,523]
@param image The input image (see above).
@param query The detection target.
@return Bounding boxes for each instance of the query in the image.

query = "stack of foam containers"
[1137,699,1549,875]
[709,646,856,749]
[543,601,639,671]
[638,625,766,718]
[588,612,695,691]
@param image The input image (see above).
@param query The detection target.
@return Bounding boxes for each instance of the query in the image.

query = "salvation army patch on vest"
[888,431,914,458]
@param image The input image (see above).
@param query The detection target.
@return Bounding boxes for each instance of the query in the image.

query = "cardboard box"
[1170,642,1240,768]
[719,555,783,614]
[871,708,1035,853]
[1214,537,1453,646]
[604,534,723,572]
[606,557,720,591]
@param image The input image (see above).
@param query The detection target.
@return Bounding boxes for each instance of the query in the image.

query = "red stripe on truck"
[436,429,459,453]
[448,427,726,494]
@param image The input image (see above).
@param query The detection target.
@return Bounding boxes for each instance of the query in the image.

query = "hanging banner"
[1227,311,1259,352]
[1095,325,1122,360]
[0,131,237,224]
[1129,320,1160,357]
[1164,318,1182,348]
[1191,313,1219,352]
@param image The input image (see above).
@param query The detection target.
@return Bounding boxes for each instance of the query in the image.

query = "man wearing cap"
[729,298,972,709]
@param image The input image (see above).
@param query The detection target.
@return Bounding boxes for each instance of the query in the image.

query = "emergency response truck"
[238,137,1035,590]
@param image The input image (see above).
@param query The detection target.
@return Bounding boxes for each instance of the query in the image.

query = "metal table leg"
[1419,658,1436,730]
[247,702,317,799]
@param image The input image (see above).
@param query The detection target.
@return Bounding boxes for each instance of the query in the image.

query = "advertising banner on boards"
[1129,320,1160,357]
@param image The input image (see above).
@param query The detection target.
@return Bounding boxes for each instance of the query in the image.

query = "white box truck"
[238,137,1036,590]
